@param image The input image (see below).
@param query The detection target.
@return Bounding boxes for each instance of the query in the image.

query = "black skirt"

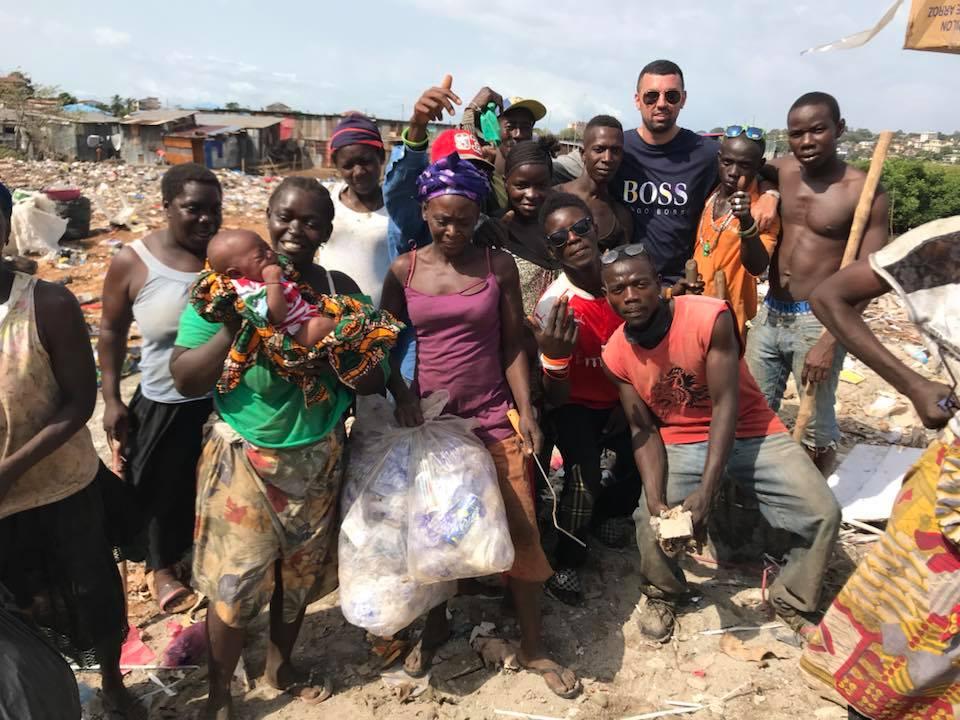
[0,473,127,668]
[122,387,213,570]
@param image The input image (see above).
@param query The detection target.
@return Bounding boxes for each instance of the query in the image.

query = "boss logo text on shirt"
[622,181,690,216]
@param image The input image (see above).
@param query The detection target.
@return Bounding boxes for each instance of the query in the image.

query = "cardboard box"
[904,0,960,54]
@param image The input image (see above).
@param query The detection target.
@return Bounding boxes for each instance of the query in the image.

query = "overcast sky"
[2,0,956,133]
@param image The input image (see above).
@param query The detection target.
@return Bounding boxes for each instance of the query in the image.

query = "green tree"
[860,158,960,233]
[109,94,126,117]
[57,91,78,105]
[0,72,67,158]
[224,101,241,111]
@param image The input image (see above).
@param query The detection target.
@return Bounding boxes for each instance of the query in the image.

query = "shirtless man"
[558,115,634,251]
[746,92,889,473]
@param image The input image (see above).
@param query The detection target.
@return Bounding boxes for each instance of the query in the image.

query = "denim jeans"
[632,433,841,613]
[745,301,846,449]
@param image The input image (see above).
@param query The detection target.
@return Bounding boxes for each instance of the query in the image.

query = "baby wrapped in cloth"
[191,229,403,405]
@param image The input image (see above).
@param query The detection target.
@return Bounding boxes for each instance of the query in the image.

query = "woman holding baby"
[170,175,387,720]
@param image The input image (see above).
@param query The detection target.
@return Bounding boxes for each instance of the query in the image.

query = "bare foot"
[101,685,146,720]
[201,692,234,720]
[265,662,332,704]
[517,650,581,699]
[403,606,451,678]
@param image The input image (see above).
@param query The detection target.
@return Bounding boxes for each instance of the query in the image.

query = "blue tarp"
[61,103,105,114]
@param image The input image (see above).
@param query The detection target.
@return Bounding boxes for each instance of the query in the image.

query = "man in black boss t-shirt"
[616,60,777,286]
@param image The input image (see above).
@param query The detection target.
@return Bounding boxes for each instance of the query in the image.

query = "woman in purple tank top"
[380,153,580,699]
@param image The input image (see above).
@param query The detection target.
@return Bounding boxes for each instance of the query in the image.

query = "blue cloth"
[745,302,846,449]
[384,143,433,261]
[383,143,433,381]
[614,129,719,284]
[633,432,840,612]
[416,152,490,204]
[764,295,813,314]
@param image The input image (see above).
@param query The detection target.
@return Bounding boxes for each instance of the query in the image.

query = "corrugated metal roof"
[120,109,196,126]
[164,124,241,138]
[195,113,283,129]
[62,110,119,124]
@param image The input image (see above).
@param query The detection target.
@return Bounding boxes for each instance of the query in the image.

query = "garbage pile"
[0,158,283,235]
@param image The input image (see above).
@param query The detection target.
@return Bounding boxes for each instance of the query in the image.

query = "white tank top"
[129,239,206,403]
[319,182,390,306]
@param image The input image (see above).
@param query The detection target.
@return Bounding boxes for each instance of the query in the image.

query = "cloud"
[228,81,256,94]
[93,26,131,47]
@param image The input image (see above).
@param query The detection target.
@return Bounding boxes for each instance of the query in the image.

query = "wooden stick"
[793,131,893,442]
[112,443,129,618]
[713,269,728,301]
[495,711,565,720]
[620,707,704,720]
[842,518,885,536]
[684,258,699,285]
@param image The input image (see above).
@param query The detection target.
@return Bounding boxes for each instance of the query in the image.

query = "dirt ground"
[20,200,943,720]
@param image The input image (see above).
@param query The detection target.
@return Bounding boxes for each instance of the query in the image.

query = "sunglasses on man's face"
[724,125,765,141]
[546,216,593,248]
[641,90,683,106]
[600,243,648,265]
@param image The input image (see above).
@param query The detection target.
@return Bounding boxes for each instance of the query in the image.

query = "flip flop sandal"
[284,668,332,705]
[370,636,411,669]
[156,580,198,615]
[522,662,582,699]
[403,628,452,679]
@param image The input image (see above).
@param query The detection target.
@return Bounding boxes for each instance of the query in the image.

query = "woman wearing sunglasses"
[530,193,640,605]
[380,152,581,699]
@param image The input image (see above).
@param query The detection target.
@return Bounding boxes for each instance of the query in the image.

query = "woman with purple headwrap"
[320,113,391,306]
[378,153,581,699]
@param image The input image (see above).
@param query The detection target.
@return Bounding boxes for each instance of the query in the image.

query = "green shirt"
[174,303,354,449]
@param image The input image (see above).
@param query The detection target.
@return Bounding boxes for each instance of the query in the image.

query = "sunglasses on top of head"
[641,90,683,106]
[600,243,648,265]
[546,216,593,248]
[724,125,765,141]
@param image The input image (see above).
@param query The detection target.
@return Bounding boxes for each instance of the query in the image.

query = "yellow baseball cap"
[503,97,547,122]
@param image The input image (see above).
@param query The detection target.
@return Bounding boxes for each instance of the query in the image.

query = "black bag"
[55,196,92,242]
[0,586,82,720]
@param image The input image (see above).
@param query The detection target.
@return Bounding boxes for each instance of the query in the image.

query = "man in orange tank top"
[599,246,840,644]
[693,128,779,338]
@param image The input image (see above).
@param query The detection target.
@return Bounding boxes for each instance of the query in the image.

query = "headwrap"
[329,113,384,157]
[416,152,491,205]
[0,181,11,223]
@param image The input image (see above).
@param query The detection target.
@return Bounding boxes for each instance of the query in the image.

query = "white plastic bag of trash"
[8,191,67,256]
[338,394,456,638]
[406,393,514,583]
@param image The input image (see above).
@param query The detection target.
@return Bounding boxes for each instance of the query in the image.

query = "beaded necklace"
[698,189,735,258]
